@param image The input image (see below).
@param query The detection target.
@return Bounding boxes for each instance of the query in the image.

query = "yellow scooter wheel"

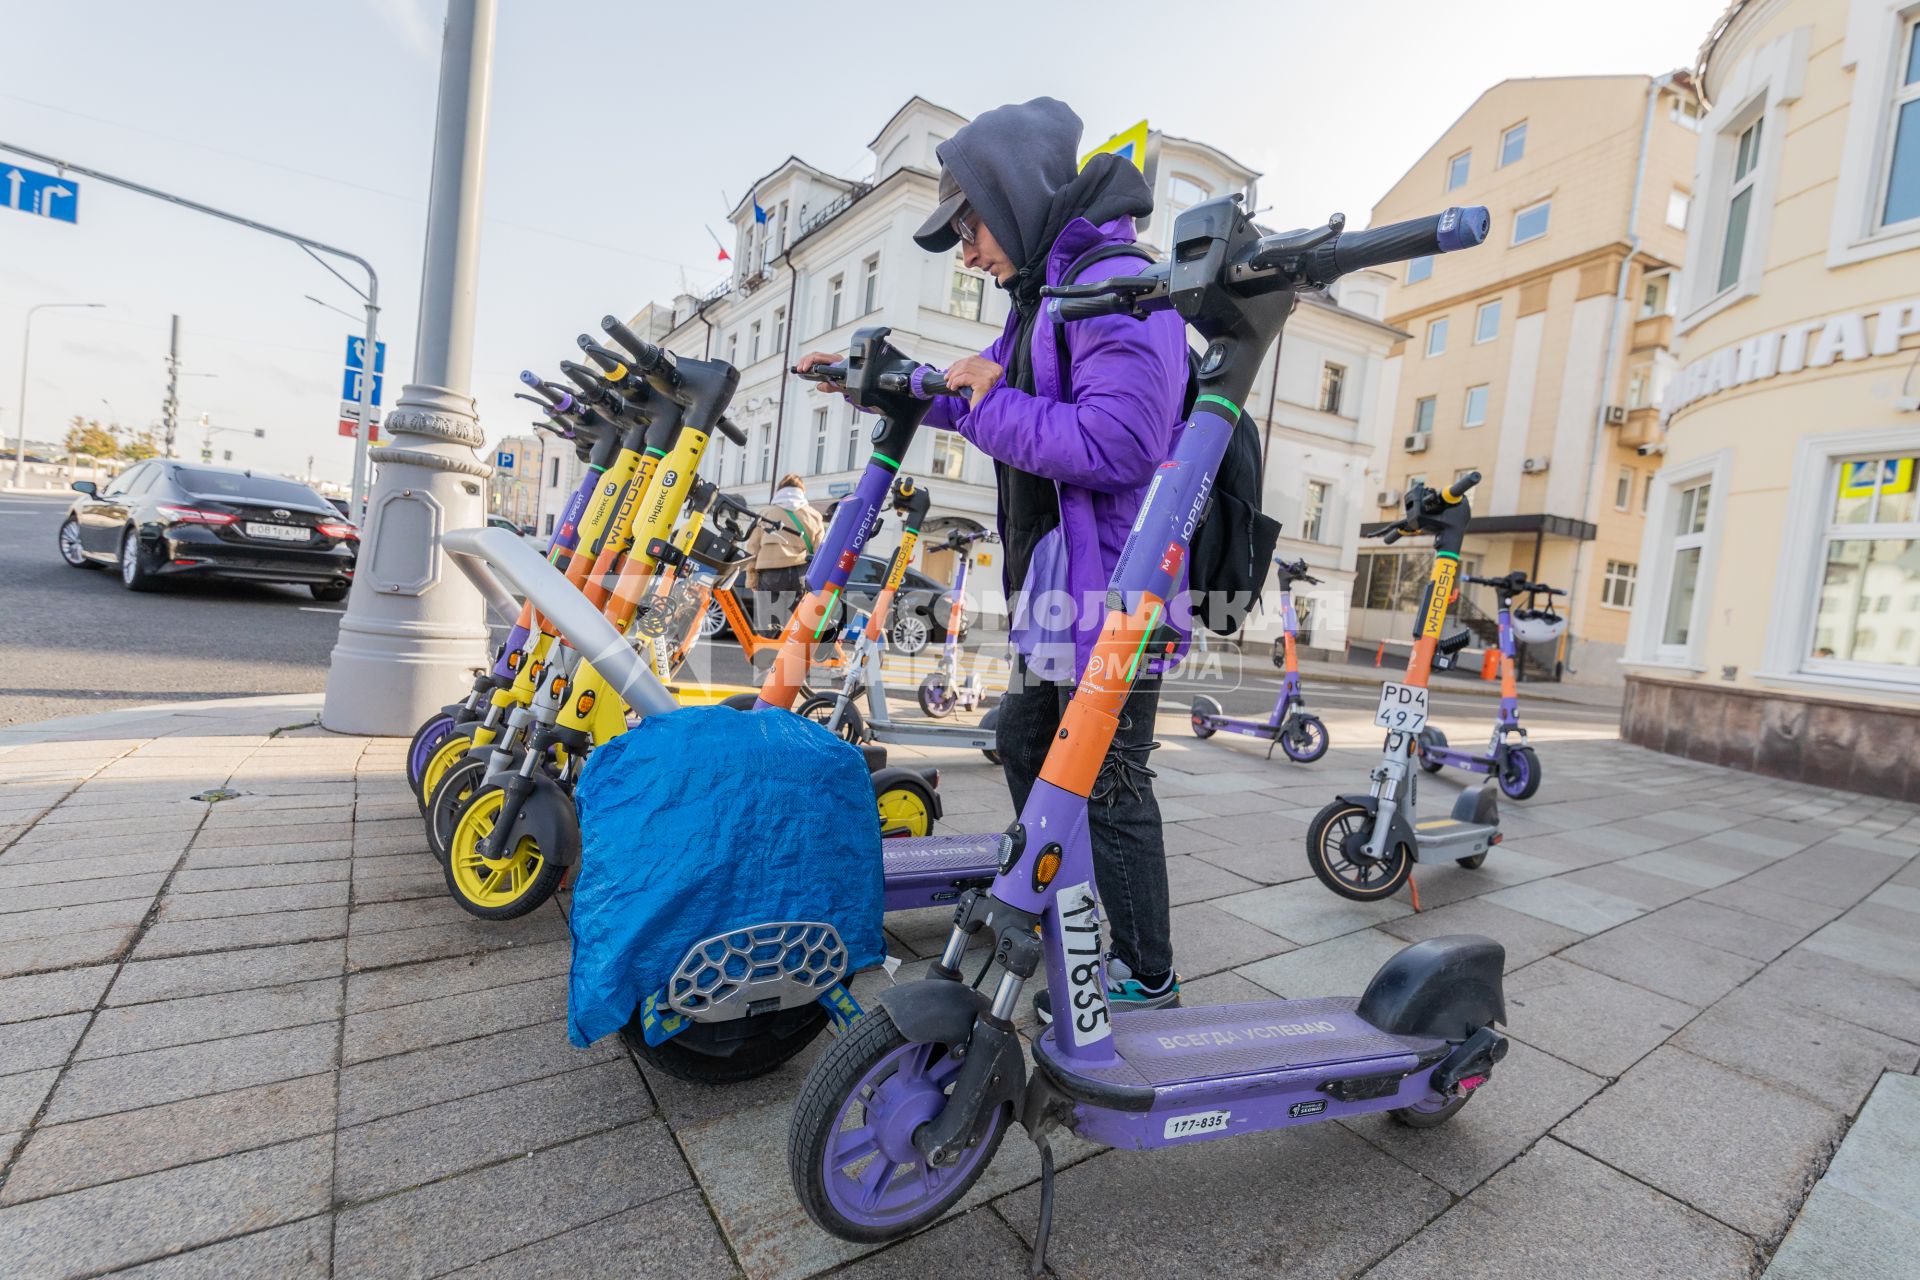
[444,784,569,920]
[875,778,934,838]
[418,734,473,816]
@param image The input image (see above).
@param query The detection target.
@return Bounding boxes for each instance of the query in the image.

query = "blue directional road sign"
[344,336,386,373]
[3,164,80,223]
[342,368,384,405]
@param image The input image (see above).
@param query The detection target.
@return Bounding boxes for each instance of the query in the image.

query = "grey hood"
[914,97,1082,266]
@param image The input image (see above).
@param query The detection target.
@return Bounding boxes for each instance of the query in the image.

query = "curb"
[0,692,326,751]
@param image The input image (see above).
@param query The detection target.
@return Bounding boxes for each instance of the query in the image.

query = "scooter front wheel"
[406,714,458,798]
[790,1005,1008,1243]
[1415,727,1447,774]
[1306,800,1411,901]
[1190,695,1220,738]
[1497,746,1542,801]
[444,783,572,920]
[625,1004,828,1084]
[916,673,957,719]
[426,757,488,864]
[875,775,936,838]
[1280,714,1330,763]
[795,694,865,745]
[418,733,475,816]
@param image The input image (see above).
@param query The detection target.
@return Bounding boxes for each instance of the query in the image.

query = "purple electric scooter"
[788,196,1508,1270]
[1414,571,1565,801]
[916,527,995,719]
[1188,557,1329,761]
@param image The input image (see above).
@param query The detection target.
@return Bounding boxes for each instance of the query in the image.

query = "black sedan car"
[59,461,358,600]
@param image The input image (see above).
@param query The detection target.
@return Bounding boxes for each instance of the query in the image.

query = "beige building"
[1356,74,1700,683]
[1620,0,1920,797]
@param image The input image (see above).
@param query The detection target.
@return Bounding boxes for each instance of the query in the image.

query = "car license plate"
[1374,681,1429,732]
[245,522,309,542]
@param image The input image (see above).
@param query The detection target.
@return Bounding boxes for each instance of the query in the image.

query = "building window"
[1446,150,1471,191]
[1602,560,1638,609]
[1463,384,1489,428]
[1627,365,1651,409]
[757,424,772,483]
[1640,274,1670,318]
[735,442,747,486]
[1512,200,1551,245]
[1718,116,1764,293]
[1808,455,1920,672]
[1406,255,1433,284]
[1162,175,1211,243]
[1672,98,1703,131]
[930,431,965,478]
[811,407,828,474]
[1413,396,1437,434]
[1644,472,1655,512]
[1661,479,1713,650]
[1301,480,1330,542]
[1499,121,1528,167]
[1474,299,1501,343]
[726,334,738,368]
[861,256,880,315]
[773,307,786,351]
[844,405,861,470]
[1666,189,1691,230]
[1615,466,1634,511]
[749,320,761,363]
[549,456,560,487]
[949,259,985,321]
[1426,317,1449,357]
[828,276,843,329]
[1882,15,1920,227]
[1319,363,1346,414]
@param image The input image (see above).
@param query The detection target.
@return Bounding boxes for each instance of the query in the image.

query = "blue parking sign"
[342,368,384,405]
[497,450,515,468]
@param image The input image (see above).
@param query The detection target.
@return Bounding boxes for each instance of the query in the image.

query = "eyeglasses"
[951,206,979,246]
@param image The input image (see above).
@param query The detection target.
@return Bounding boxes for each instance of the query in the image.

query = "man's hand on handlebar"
[796,352,849,398]
[943,355,1003,411]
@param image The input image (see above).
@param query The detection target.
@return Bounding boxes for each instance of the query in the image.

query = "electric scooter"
[1188,556,1329,762]
[1305,477,1507,902]
[786,197,1505,1271]
[1414,571,1564,801]
[915,528,995,719]
[798,493,1002,763]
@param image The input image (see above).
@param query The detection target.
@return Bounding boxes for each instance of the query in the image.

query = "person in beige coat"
[744,473,827,634]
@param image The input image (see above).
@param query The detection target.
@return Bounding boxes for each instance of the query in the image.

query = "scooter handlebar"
[1324,207,1490,277]
[713,415,745,446]
[1441,471,1482,503]
[794,361,848,384]
[600,315,677,384]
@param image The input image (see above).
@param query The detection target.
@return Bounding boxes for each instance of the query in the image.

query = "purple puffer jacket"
[926,215,1190,682]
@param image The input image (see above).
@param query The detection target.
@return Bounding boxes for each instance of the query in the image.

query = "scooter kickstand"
[1407,871,1424,913]
[1029,1134,1055,1278]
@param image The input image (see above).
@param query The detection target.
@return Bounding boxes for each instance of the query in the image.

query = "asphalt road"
[0,489,1620,737]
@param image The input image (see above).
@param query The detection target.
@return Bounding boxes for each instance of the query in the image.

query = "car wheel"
[118,528,159,592]
[58,518,95,569]
[309,584,350,603]
[890,611,931,656]
[700,600,728,640]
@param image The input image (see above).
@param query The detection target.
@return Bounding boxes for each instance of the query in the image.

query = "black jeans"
[752,564,808,635]
[995,658,1171,978]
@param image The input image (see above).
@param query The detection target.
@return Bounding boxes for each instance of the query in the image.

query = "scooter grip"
[1328,206,1490,276]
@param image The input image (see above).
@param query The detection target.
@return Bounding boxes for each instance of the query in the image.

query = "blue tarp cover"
[566,706,884,1047]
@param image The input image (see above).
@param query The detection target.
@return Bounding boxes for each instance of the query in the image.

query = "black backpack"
[1054,244,1283,635]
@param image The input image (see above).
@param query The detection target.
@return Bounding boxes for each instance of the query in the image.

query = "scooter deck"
[1032,997,1450,1149]
[879,833,1003,911]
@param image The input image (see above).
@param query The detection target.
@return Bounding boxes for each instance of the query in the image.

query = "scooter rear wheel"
[624,1004,828,1084]
[444,783,571,920]
[426,757,487,864]
[407,714,458,799]
[1280,714,1330,763]
[1390,1089,1473,1128]
[1415,727,1447,774]
[875,776,935,839]
[1305,800,1412,901]
[1497,746,1542,801]
[790,1005,1008,1243]
[916,674,957,719]
[1190,695,1221,738]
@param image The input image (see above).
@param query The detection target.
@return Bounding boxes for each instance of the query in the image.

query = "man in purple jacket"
[802,97,1191,1018]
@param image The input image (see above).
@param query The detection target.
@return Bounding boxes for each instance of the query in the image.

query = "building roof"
[1694,2,1752,105]
[1298,289,1410,340]
[726,156,852,222]
[1156,131,1261,183]
[866,95,970,150]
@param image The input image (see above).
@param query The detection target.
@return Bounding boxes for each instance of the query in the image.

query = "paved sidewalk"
[0,691,1915,1278]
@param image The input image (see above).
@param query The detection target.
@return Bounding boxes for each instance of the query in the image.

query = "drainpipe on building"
[1258,334,1285,492]
[767,249,800,502]
[1566,70,1677,674]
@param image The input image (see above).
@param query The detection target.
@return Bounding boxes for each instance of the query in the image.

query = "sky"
[1,0,1729,490]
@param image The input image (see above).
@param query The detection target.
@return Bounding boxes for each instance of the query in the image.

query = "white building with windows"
[610,98,1401,640]
[1620,0,1920,796]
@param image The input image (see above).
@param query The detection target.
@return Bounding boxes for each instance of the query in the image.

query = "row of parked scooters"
[400,194,1526,1271]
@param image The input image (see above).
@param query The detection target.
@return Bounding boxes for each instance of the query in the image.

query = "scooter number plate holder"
[1374,681,1428,733]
